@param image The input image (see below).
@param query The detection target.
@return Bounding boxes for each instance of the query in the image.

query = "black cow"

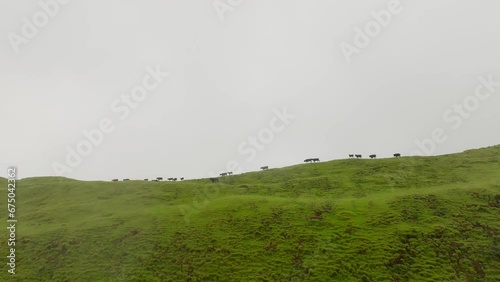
[304,158,313,163]
[220,172,228,176]
[312,158,320,162]
[210,177,219,183]
[180,177,184,180]
[369,154,376,159]
[228,172,233,175]
[349,154,354,158]
[355,154,362,159]
[167,178,173,181]
[112,179,118,182]
[261,166,269,170]
[394,153,401,157]
[157,177,163,181]
[173,178,177,181]
[123,179,130,181]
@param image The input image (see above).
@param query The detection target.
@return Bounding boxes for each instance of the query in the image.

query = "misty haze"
[1,0,499,281]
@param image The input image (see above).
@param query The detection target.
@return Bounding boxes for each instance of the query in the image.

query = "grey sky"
[1,0,499,181]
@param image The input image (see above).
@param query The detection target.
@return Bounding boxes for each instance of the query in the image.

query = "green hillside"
[1,145,499,281]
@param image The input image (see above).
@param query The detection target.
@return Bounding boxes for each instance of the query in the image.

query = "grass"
[1,145,499,281]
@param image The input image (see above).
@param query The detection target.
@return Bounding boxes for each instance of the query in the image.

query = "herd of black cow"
[348,153,401,159]
[111,153,402,182]
[112,177,184,182]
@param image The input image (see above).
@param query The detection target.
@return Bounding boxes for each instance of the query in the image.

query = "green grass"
[1,145,499,281]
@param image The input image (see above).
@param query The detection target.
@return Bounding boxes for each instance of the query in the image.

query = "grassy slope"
[1,145,499,281]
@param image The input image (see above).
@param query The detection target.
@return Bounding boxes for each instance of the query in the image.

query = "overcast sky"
[1,0,499,181]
